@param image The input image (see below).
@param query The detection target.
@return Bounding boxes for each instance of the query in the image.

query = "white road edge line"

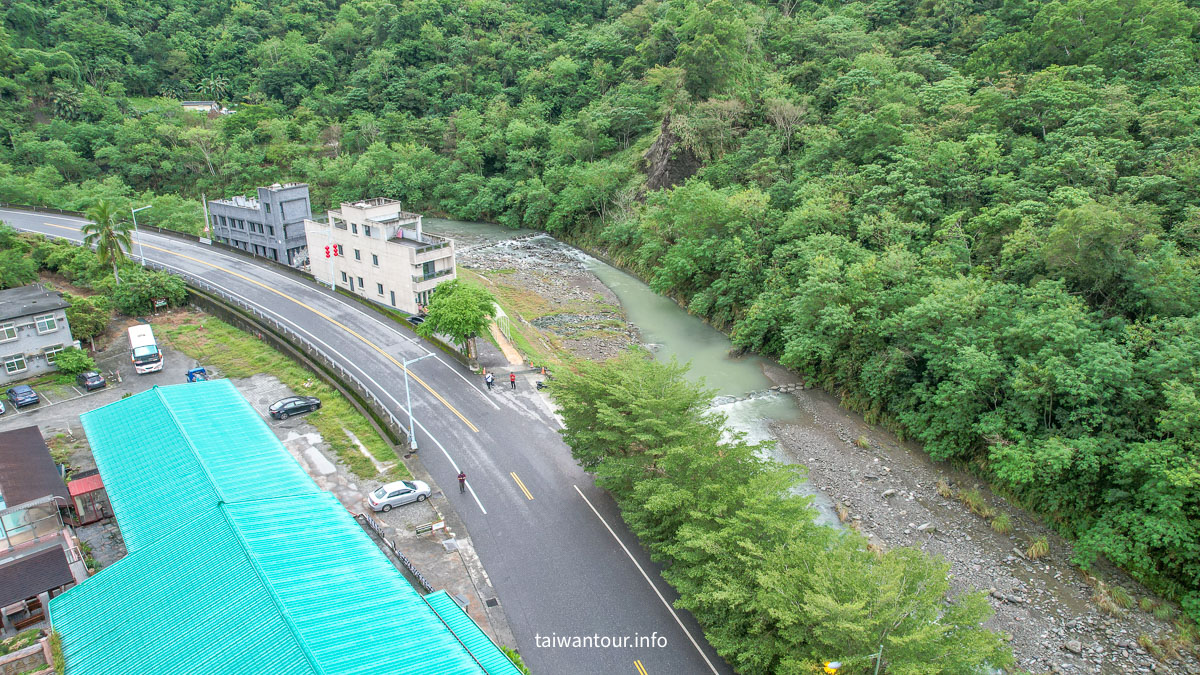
[140,224,499,410]
[25,224,490,515]
[572,484,720,675]
[4,207,498,409]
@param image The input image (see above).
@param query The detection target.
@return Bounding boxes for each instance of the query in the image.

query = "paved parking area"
[0,336,209,437]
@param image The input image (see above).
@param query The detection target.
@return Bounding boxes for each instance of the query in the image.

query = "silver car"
[368,480,431,512]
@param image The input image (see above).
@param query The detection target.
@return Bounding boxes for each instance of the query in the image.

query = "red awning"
[67,473,104,497]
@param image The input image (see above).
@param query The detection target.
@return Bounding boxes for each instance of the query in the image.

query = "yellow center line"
[510,472,534,500]
[635,660,648,675]
[40,221,478,432]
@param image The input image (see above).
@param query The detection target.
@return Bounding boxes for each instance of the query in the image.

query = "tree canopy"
[3,0,1200,623]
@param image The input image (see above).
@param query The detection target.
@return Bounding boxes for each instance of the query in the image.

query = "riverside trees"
[554,355,1012,674]
[3,0,1199,622]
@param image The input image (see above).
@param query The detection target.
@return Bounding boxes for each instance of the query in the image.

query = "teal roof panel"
[78,380,319,551]
[58,382,497,675]
[426,591,524,675]
[49,514,317,675]
[226,493,490,675]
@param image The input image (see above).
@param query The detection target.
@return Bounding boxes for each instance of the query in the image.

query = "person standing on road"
[510,372,516,390]
[485,372,494,390]
[458,471,467,493]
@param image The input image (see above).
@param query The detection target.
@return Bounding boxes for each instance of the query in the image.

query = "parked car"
[6,385,39,408]
[0,400,6,415]
[406,315,425,326]
[268,396,321,420]
[77,371,107,391]
[368,480,431,512]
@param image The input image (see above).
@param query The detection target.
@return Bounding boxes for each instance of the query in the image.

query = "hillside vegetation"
[2,0,1199,620]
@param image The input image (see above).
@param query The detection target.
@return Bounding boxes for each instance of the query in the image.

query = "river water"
[427,217,841,525]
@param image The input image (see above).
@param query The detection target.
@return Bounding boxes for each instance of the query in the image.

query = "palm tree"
[199,75,229,103]
[82,200,134,284]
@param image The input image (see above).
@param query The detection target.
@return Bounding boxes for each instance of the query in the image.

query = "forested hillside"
[3,0,1200,620]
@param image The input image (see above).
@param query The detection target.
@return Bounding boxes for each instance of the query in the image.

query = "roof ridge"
[218,501,327,675]
[151,384,230,505]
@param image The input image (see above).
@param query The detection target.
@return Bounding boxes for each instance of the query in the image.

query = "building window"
[265,203,271,213]
[268,225,274,236]
[341,271,348,282]
[219,215,227,227]
[357,277,364,290]
[35,314,58,334]
[3,354,26,375]
[0,323,15,342]
[390,291,396,306]
[354,249,361,261]
[44,344,64,364]
[377,283,384,295]
[372,254,378,266]
[351,223,358,235]
[364,225,372,238]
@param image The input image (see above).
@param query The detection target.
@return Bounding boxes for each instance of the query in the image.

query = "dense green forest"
[2,0,1200,623]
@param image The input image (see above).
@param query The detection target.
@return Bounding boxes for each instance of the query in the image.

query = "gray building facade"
[0,286,76,385]
[206,183,312,265]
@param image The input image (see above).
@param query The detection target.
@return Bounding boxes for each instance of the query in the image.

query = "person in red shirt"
[510,372,516,390]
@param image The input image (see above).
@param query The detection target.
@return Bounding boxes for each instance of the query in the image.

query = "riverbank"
[449,221,1199,674]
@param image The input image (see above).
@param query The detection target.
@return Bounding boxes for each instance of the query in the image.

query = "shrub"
[53,347,95,376]
[936,479,953,498]
[855,434,870,448]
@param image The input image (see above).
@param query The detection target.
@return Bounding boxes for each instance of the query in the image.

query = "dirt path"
[763,370,1198,675]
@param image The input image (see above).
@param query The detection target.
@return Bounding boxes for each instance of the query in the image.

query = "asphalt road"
[1,208,733,675]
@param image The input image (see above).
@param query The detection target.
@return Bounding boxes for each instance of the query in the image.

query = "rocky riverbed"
[456,225,1199,674]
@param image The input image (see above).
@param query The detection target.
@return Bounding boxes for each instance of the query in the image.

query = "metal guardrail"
[355,512,435,593]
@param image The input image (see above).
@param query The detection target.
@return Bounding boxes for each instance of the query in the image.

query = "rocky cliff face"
[641,115,700,193]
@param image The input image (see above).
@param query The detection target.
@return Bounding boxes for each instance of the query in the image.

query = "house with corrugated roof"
[49,380,521,675]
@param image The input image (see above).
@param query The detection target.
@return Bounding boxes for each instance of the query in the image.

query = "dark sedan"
[406,315,425,326]
[268,396,321,420]
[77,371,107,391]
[6,385,39,408]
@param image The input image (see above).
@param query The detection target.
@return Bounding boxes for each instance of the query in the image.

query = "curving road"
[0,208,732,675]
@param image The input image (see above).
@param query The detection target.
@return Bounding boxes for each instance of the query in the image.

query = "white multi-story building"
[303,198,456,314]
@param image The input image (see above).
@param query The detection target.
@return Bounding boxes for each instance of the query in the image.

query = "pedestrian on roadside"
[458,471,467,493]
[485,372,494,390]
[510,372,516,390]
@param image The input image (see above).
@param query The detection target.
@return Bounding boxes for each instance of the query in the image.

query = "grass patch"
[1110,585,1135,609]
[0,629,42,656]
[1025,535,1049,559]
[990,512,1013,535]
[936,479,953,498]
[854,435,870,449]
[1155,603,1176,621]
[159,315,407,479]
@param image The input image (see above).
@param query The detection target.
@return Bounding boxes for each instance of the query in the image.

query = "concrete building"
[0,286,76,385]
[206,183,312,265]
[304,198,456,314]
[0,426,89,636]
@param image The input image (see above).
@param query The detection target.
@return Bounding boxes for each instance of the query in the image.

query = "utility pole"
[402,353,435,451]
[131,205,151,266]
[201,193,210,238]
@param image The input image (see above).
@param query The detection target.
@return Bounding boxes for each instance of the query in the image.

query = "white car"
[368,480,431,512]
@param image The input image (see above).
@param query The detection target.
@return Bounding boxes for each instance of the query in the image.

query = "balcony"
[391,228,450,254]
[411,269,454,284]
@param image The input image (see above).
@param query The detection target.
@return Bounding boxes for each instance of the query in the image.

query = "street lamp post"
[402,353,435,451]
[131,205,151,266]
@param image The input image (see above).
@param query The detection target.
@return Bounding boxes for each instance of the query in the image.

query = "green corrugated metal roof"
[77,380,319,551]
[49,513,317,675]
[426,591,524,675]
[52,382,511,675]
